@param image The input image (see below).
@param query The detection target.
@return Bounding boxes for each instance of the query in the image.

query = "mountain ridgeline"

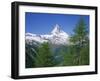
[25,24,69,45]
[25,18,89,68]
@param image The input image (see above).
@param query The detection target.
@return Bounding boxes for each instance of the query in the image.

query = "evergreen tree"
[70,17,88,45]
[70,17,89,65]
[34,42,54,67]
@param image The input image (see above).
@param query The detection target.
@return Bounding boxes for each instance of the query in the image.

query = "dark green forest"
[25,18,89,68]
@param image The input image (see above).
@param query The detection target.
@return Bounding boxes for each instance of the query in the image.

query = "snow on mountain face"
[25,33,48,44]
[51,24,69,38]
[50,24,69,45]
[25,24,69,45]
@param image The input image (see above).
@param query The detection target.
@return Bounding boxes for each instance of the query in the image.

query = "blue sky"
[25,12,89,35]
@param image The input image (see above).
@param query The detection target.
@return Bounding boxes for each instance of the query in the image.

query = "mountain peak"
[51,24,61,34]
[26,24,69,45]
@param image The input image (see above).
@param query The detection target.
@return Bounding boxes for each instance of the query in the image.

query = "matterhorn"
[25,24,69,45]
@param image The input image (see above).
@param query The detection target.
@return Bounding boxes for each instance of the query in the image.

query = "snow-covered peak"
[51,24,61,34]
[51,24,69,38]
[25,24,70,45]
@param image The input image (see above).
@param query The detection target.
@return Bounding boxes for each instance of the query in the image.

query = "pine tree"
[34,42,54,67]
[70,17,89,65]
[70,17,88,45]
